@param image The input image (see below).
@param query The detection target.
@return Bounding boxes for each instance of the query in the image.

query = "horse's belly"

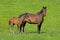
[27,18,39,24]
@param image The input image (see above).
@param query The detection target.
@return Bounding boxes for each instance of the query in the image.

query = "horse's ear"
[43,6,44,8]
[45,6,47,8]
[45,6,47,9]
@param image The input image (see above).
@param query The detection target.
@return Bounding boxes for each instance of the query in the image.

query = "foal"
[9,17,23,34]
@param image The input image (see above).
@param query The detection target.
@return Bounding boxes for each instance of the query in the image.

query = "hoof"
[38,32,40,34]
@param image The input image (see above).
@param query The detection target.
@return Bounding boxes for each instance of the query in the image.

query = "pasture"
[0,0,60,40]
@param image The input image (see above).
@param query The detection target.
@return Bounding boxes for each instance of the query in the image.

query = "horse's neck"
[36,12,44,18]
[36,12,42,16]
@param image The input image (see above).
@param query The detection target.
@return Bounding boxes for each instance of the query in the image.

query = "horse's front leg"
[37,23,41,34]
[37,19,44,34]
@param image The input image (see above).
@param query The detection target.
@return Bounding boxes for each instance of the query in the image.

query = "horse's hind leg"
[22,22,26,33]
[20,25,22,32]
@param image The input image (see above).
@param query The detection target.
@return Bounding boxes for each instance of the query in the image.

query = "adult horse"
[9,17,24,34]
[18,6,47,34]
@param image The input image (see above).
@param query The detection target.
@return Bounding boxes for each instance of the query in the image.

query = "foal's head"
[42,6,47,16]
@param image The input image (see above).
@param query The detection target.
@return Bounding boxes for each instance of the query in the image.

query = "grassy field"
[0,0,60,40]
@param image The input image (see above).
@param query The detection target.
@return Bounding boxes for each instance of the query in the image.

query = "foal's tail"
[9,21,11,25]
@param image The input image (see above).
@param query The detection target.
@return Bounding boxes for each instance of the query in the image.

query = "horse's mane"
[18,13,28,18]
[37,8,43,15]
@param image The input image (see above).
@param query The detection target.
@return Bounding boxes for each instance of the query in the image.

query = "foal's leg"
[17,24,20,33]
[10,24,14,34]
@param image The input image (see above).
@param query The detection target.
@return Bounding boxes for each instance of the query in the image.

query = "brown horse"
[18,6,47,34]
[9,17,24,34]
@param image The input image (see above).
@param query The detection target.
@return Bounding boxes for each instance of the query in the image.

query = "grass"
[0,0,60,40]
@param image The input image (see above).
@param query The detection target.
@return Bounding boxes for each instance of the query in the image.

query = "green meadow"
[0,0,60,40]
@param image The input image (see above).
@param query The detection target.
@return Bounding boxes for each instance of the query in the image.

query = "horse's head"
[42,6,47,16]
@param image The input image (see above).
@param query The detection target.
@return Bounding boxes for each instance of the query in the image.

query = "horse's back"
[24,13,40,23]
